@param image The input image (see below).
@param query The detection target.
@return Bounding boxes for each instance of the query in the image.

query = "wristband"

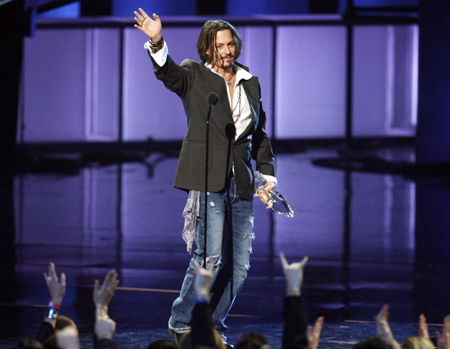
[46,307,59,320]
[149,36,164,54]
[48,301,61,310]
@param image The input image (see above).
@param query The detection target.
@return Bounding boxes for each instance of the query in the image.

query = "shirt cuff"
[144,40,168,67]
[263,175,277,186]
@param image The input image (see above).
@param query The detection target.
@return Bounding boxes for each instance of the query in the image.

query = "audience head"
[354,337,394,349]
[178,330,226,349]
[235,331,271,349]
[401,336,434,349]
[54,315,77,331]
[147,339,178,349]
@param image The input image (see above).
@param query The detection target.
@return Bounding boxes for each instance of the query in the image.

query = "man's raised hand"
[133,8,162,42]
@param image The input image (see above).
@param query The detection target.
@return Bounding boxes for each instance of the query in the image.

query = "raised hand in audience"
[419,314,430,339]
[279,252,308,296]
[93,269,119,346]
[43,262,66,327]
[280,253,324,349]
[193,259,213,300]
[307,316,324,349]
[375,305,401,349]
[93,269,119,316]
[436,315,450,349]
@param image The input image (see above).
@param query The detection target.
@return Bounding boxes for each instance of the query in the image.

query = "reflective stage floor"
[1,145,449,348]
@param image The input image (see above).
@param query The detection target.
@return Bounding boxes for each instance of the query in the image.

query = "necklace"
[232,85,241,124]
[225,69,235,87]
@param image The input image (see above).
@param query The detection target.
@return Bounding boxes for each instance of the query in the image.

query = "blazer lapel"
[235,79,259,142]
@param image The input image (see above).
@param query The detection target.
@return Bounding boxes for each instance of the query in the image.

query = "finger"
[60,273,66,287]
[376,304,388,321]
[315,316,324,335]
[49,262,57,279]
[107,271,117,286]
[307,325,313,340]
[134,10,144,21]
[300,256,309,267]
[43,272,50,285]
[193,259,201,270]
[279,252,289,269]
[139,8,150,19]
[104,270,116,285]
[152,13,160,21]
[436,331,442,343]
[134,24,144,32]
[107,274,118,291]
[94,279,100,293]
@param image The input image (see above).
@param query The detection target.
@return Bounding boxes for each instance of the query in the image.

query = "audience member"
[147,339,178,349]
[35,262,71,346]
[22,259,450,349]
[420,313,450,349]
[93,269,120,349]
[175,259,226,349]
[354,337,394,348]
[279,253,324,349]
[374,305,449,349]
[235,332,270,349]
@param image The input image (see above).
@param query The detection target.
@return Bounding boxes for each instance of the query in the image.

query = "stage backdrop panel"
[353,25,418,136]
[21,19,417,143]
[23,28,121,142]
[275,25,347,139]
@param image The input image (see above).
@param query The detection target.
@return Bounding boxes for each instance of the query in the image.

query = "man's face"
[207,29,236,70]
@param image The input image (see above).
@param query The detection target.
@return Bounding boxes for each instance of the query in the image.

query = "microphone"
[208,92,219,106]
[225,123,236,140]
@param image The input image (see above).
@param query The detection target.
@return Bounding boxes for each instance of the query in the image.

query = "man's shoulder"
[180,59,204,69]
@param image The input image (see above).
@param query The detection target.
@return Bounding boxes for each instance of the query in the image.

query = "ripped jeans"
[168,178,254,333]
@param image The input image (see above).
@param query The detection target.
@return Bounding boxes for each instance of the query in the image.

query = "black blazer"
[150,54,275,200]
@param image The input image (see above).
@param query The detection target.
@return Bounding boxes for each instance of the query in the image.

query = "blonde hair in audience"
[401,336,434,349]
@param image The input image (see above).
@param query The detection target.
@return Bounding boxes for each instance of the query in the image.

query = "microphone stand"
[203,93,218,268]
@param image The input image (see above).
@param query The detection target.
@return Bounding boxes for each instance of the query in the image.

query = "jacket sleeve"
[190,302,216,347]
[148,51,195,99]
[282,296,309,349]
[251,85,275,177]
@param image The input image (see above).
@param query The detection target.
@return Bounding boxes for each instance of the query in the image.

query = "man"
[133,8,277,341]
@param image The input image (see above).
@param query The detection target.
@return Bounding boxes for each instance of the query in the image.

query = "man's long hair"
[197,19,242,64]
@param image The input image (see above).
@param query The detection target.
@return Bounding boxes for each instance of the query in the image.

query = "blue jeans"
[168,178,254,332]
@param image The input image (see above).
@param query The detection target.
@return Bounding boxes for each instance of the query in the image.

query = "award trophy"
[254,171,294,218]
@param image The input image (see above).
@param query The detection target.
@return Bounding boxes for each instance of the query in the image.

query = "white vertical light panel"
[275,26,347,139]
[23,29,87,142]
[23,28,121,142]
[353,25,417,136]
[85,29,121,141]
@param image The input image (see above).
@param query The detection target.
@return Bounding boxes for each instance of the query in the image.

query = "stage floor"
[1,145,449,348]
